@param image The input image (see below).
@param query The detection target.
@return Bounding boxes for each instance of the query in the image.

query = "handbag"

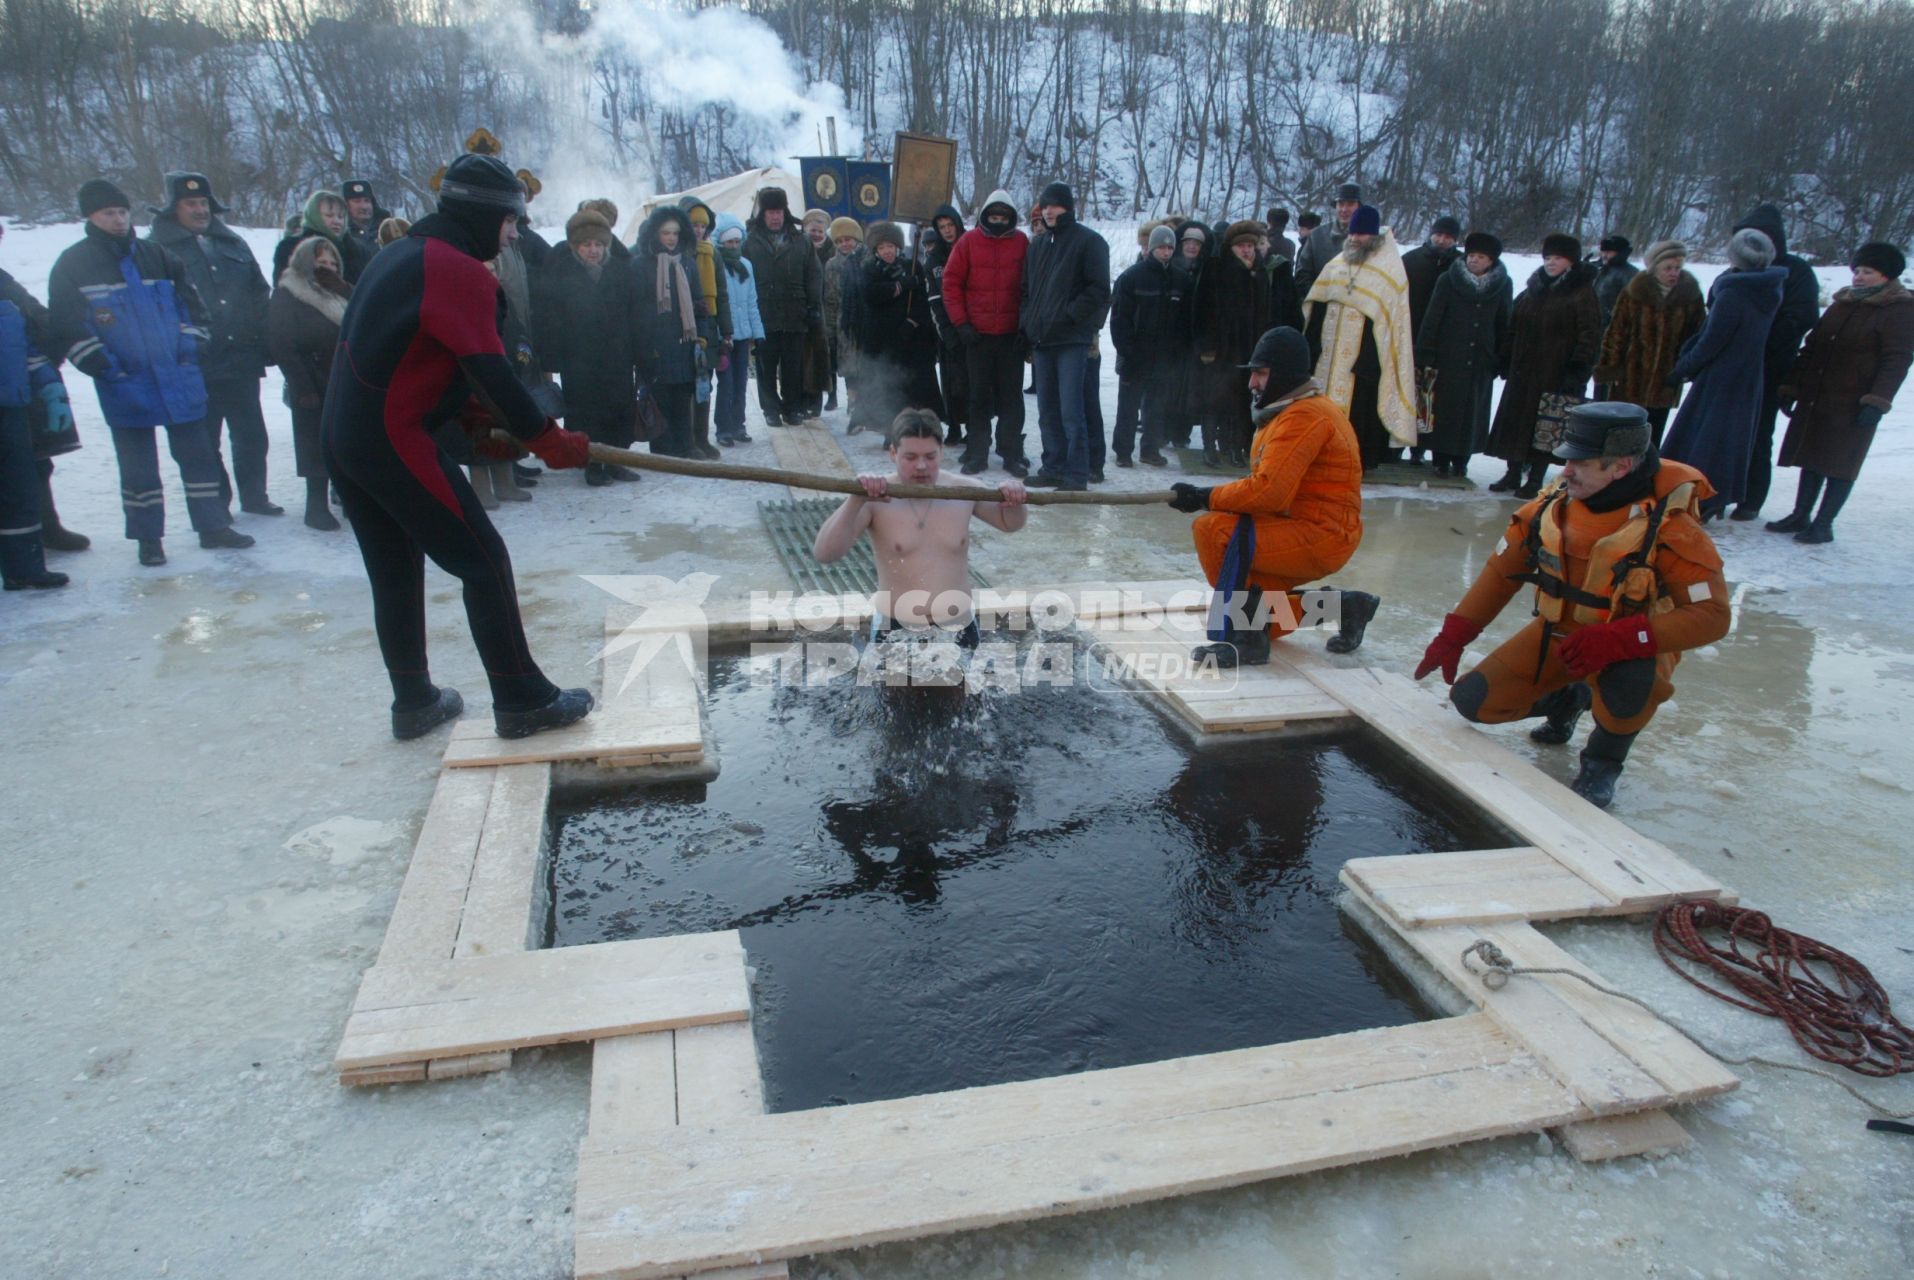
[1415,366,1438,436]
[1533,390,1586,455]
[630,387,666,443]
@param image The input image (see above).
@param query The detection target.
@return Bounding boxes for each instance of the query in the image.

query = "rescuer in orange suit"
[1415,401,1731,809]
[1167,326,1379,665]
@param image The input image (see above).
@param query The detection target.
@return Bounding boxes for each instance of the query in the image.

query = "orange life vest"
[1519,473,1701,627]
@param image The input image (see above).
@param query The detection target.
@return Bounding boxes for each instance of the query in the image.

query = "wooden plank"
[339,1062,428,1087]
[1470,922,1738,1102]
[1343,848,1626,928]
[454,762,551,960]
[427,1051,513,1080]
[444,711,702,769]
[352,932,745,1012]
[574,1015,1582,1280]
[1342,885,1672,1116]
[589,1033,678,1140]
[671,1021,768,1128]
[1557,1108,1692,1162]
[377,767,498,966]
[1178,692,1354,731]
[1347,848,1562,890]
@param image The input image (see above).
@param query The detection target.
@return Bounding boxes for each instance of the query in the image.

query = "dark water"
[547,641,1512,1112]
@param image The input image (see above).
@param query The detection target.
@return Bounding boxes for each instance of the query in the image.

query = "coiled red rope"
[1653,900,1914,1078]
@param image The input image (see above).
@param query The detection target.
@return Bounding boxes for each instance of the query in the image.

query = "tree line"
[2,0,1909,259]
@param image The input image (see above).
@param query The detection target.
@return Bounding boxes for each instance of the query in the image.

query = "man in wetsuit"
[812,408,1026,643]
[323,152,596,741]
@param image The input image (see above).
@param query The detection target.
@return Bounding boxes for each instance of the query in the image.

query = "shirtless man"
[812,408,1026,643]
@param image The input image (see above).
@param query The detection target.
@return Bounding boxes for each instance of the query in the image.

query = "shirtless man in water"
[813,409,1026,642]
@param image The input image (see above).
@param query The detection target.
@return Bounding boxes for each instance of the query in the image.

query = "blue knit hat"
[1349,205,1381,236]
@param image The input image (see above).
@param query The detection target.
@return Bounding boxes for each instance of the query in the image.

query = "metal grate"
[758,498,989,594]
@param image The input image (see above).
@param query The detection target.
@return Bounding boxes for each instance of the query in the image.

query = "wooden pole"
[585,442,1176,506]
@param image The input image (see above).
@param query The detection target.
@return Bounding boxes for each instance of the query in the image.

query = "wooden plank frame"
[334,578,1738,1279]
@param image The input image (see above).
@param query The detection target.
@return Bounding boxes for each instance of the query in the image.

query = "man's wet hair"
[887,407,944,449]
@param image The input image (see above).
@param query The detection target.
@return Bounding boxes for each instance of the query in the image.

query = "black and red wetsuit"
[322,213,559,714]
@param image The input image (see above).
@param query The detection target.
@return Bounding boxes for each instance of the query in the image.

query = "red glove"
[1414,613,1484,684]
[1558,617,1657,679]
[524,419,592,470]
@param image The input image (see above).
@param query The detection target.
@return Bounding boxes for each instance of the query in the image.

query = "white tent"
[624,166,804,242]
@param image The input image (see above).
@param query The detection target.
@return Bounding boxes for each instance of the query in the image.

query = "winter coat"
[1109,255,1191,378]
[272,193,375,283]
[925,203,967,351]
[147,213,272,384]
[346,204,393,258]
[1662,265,1787,508]
[1779,280,1914,481]
[1728,204,1822,390]
[1595,269,1705,410]
[268,261,349,412]
[1267,256,1305,332]
[631,205,709,387]
[47,224,209,429]
[824,247,865,339]
[1414,258,1512,457]
[1592,258,1638,328]
[943,208,1028,337]
[742,218,822,334]
[1293,221,1346,294]
[1195,253,1270,365]
[1401,240,1461,340]
[856,254,944,419]
[1486,261,1603,463]
[714,213,766,343]
[1020,211,1111,349]
[677,195,732,346]
[533,244,641,438]
[0,268,77,457]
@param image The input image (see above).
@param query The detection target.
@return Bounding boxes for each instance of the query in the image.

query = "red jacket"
[943,226,1028,337]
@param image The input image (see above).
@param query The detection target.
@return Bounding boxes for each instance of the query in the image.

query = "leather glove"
[1856,403,1886,432]
[33,381,74,439]
[1559,617,1658,679]
[955,322,978,347]
[525,419,592,469]
[1414,612,1484,684]
[1167,483,1212,513]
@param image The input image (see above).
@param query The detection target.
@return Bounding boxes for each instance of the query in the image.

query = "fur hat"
[579,197,619,226]
[866,221,905,253]
[1462,231,1502,260]
[78,178,131,217]
[828,216,862,242]
[1348,205,1381,237]
[1148,224,1177,253]
[1643,239,1687,272]
[802,208,831,232]
[377,216,410,247]
[755,186,789,214]
[566,208,614,247]
[1727,228,1775,272]
[1431,215,1462,239]
[1541,232,1582,261]
[342,179,375,202]
[1599,234,1631,256]
[1852,241,1906,280]
[1335,182,1363,203]
[157,171,224,216]
[1224,219,1265,249]
[1037,182,1074,212]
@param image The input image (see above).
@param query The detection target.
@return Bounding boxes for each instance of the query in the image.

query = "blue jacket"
[714,214,765,342]
[48,224,209,428]
[0,290,30,409]
[1663,265,1786,509]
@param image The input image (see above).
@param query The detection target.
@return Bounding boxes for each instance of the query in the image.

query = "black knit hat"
[1463,231,1503,260]
[438,153,525,218]
[1599,234,1631,256]
[78,178,131,217]
[1541,232,1582,261]
[1241,326,1314,400]
[1432,215,1462,239]
[157,172,225,216]
[1037,182,1075,212]
[342,179,375,202]
[1852,241,1906,280]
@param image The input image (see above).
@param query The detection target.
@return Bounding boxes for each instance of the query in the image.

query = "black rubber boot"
[1201,424,1221,468]
[38,467,90,551]
[1795,476,1850,545]
[199,526,256,549]
[1570,726,1635,810]
[691,402,723,461]
[1191,587,1270,667]
[1487,463,1523,493]
[392,687,464,741]
[138,538,166,566]
[304,476,341,530]
[1326,590,1380,654]
[1513,461,1548,499]
[1528,683,1591,745]
[585,462,612,487]
[1767,471,1822,533]
[495,687,595,740]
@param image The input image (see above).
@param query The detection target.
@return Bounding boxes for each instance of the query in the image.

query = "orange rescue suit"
[1193,392,1364,637]
[1454,459,1731,735]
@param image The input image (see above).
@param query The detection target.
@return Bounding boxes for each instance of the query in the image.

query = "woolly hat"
[715,212,747,245]
[1224,219,1265,249]
[1348,205,1381,237]
[1335,182,1363,203]
[1241,326,1314,400]
[78,178,131,217]
[1037,181,1074,212]
[1148,224,1177,253]
[802,208,830,232]
[1180,223,1209,245]
[438,152,525,218]
[1643,239,1686,272]
[866,221,906,253]
[1727,228,1775,272]
[682,201,712,230]
[566,208,614,247]
[342,179,375,202]
[1599,234,1632,256]
[157,172,224,216]
[1463,231,1503,260]
[828,216,862,242]
[1541,232,1582,261]
[1431,215,1462,239]
[1852,241,1906,280]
